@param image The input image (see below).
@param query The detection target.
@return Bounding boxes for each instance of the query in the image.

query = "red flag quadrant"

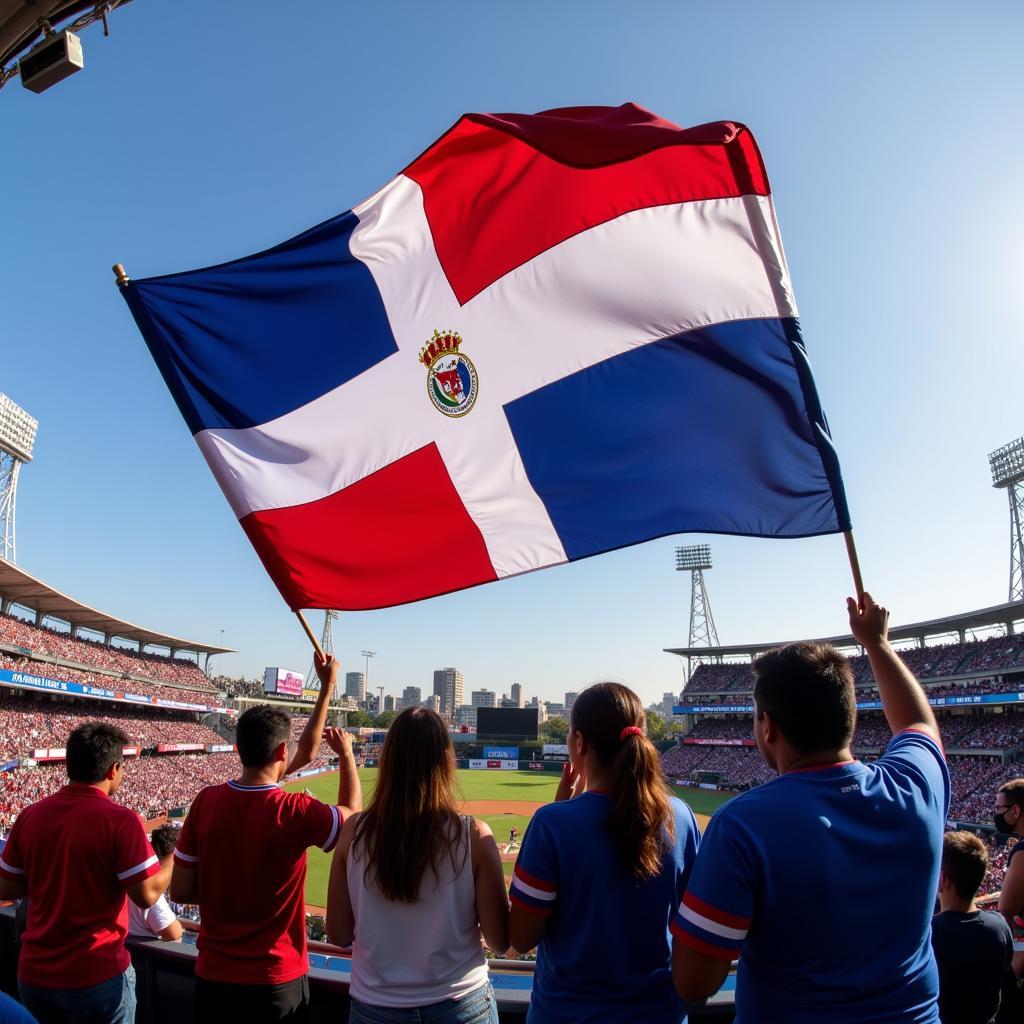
[120,103,850,611]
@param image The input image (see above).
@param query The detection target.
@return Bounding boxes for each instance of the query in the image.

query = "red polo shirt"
[175,780,341,984]
[0,783,160,988]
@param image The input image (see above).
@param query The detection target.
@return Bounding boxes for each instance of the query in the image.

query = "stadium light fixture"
[675,544,713,572]
[989,438,1024,488]
[0,394,38,463]
[19,30,83,93]
[989,437,1024,603]
[0,393,37,563]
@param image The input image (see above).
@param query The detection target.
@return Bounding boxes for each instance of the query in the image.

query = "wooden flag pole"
[844,530,865,601]
[112,263,130,287]
[296,611,326,660]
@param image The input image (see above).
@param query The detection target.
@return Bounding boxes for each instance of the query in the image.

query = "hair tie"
[619,725,643,742]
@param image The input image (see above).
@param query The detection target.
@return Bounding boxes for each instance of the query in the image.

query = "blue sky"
[3,1,1022,706]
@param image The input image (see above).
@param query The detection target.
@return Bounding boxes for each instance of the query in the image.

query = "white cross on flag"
[120,103,849,611]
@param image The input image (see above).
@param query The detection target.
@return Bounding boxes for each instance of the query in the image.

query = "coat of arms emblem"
[419,330,479,417]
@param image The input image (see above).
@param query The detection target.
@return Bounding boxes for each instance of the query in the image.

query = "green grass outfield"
[285,769,733,908]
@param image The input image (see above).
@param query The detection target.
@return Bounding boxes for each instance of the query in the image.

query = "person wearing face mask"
[995,780,1024,1017]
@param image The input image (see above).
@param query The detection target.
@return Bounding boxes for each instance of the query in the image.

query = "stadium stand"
[682,632,1024,696]
[0,694,225,759]
[0,612,216,692]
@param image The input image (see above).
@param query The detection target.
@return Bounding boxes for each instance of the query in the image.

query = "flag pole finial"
[112,264,130,288]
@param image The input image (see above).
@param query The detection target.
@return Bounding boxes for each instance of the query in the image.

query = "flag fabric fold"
[120,102,850,611]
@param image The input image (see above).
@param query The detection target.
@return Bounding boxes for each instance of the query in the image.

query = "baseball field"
[285,768,733,909]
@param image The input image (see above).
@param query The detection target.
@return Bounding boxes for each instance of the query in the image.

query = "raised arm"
[324,728,362,815]
[326,813,359,947]
[286,653,339,775]
[472,818,509,954]
[848,593,939,744]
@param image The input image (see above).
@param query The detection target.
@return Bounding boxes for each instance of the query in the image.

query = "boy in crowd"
[128,825,183,942]
[932,830,1012,1023]
[673,593,950,1022]
[0,723,168,1024]
[170,654,361,1023]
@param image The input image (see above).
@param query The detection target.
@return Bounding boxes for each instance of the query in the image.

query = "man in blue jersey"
[672,593,950,1023]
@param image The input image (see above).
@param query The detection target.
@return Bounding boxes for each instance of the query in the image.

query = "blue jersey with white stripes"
[673,731,950,1023]
[513,791,700,1023]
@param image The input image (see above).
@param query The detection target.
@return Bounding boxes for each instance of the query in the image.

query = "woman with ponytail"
[326,707,508,1024]
[509,682,700,1023]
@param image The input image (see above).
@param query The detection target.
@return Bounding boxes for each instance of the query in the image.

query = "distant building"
[433,668,464,719]
[510,682,524,708]
[384,694,395,712]
[363,693,379,714]
[527,695,548,723]
[455,704,477,727]
[423,694,441,714]
[564,692,579,711]
[471,689,497,708]
[661,692,676,719]
[402,685,422,707]
[345,671,366,703]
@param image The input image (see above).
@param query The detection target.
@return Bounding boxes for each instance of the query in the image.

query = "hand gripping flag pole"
[113,263,328,659]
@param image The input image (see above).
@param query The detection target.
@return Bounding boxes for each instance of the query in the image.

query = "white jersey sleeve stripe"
[510,876,557,902]
[321,805,341,851]
[677,902,749,941]
[117,854,158,881]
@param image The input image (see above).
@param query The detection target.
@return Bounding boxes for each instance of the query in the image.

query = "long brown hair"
[351,706,465,902]
[571,682,674,879]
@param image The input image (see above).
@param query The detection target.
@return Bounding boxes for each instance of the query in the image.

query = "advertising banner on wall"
[156,743,205,753]
[484,747,519,760]
[205,744,234,753]
[0,668,224,713]
[682,738,756,747]
[2,667,117,701]
[30,748,66,761]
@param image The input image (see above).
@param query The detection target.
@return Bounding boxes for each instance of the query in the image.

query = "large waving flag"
[120,103,849,611]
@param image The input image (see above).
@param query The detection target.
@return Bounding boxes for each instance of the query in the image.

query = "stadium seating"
[0,652,221,706]
[683,633,1024,696]
[0,690,339,831]
[666,708,1024,827]
[0,612,216,691]
[0,695,226,761]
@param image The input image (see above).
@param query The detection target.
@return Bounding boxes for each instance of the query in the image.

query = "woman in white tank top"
[326,707,508,1024]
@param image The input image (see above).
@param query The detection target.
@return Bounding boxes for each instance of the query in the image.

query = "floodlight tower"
[0,394,38,564]
[989,438,1024,603]
[675,545,720,679]
[361,650,376,705]
[305,610,338,694]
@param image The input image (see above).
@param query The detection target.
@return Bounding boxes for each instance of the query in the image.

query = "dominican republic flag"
[120,103,850,612]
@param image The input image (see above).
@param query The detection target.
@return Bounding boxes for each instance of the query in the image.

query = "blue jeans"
[18,965,136,1024]
[349,982,499,1024]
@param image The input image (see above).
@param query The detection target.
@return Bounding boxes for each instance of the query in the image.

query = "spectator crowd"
[0,611,215,691]
[683,632,1024,697]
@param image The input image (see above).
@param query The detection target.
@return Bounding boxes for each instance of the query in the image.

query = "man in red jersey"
[170,654,361,1022]
[0,722,169,1023]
